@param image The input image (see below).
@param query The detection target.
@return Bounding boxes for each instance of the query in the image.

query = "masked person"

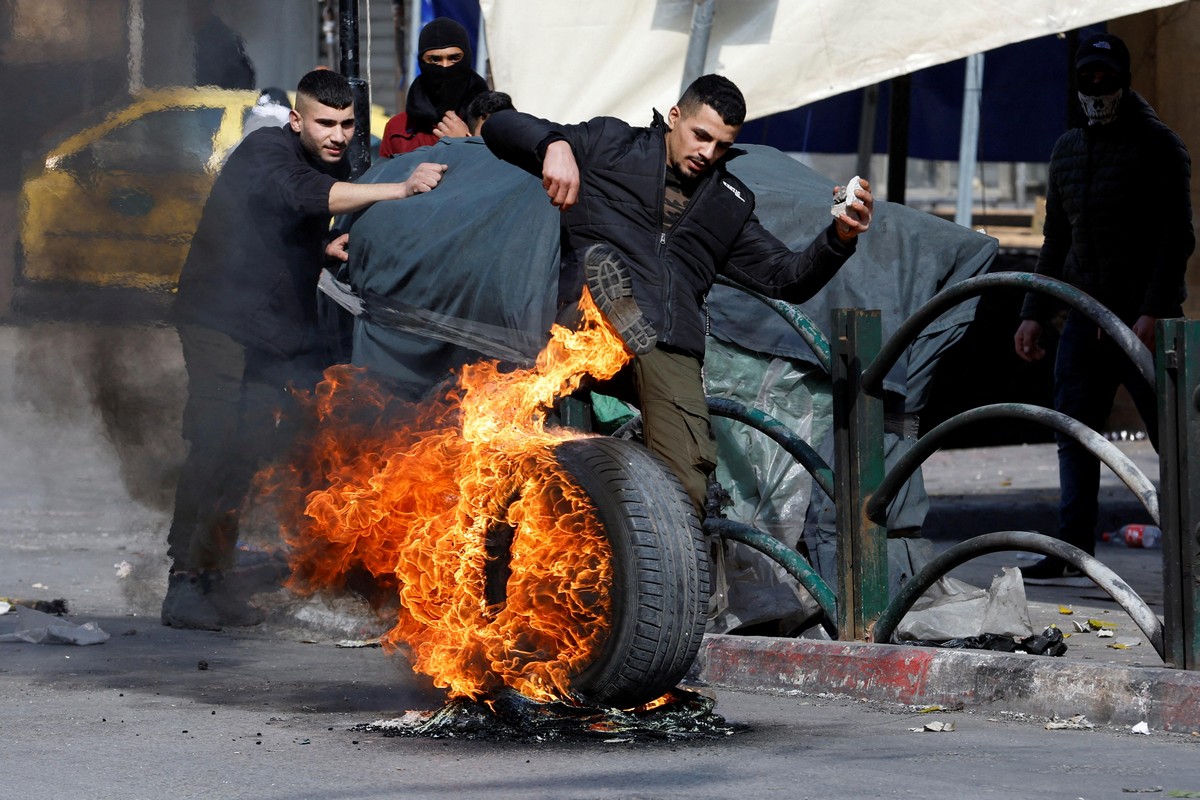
[483,74,872,516]
[379,16,489,157]
[1013,33,1194,584]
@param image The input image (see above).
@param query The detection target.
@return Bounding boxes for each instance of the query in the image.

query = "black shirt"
[175,125,348,358]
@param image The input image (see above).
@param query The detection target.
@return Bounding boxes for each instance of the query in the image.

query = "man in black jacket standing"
[164,69,446,630]
[483,74,872,516]
[1014,33,1194,584]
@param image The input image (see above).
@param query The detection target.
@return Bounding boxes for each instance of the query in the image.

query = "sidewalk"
[693,438,1194,730]
[0,323,1189,731]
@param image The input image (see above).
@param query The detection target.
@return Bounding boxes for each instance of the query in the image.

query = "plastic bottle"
[1101,524,1162,548]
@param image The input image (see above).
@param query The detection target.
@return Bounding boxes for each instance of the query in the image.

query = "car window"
[87,107,225,173]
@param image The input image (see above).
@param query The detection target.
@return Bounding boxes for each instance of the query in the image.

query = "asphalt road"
[5,617,1200,800]
[4,322,1199,799]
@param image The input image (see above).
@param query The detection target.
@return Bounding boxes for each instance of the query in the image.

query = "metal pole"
[1158,319,1200,669]
[955,53,984,228]
[408,0,423,89]
[680,0,715,95]
[886,75,911,204]
[127,0,144,94]
[339,0,372,178]
[832,308,888,640]
[856,84,879,182]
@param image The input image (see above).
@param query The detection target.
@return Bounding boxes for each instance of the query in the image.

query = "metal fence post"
[832,308,889,639]
[1158,318,1200,669]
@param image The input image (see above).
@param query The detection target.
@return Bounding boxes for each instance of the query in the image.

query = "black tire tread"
[556,437,709,708]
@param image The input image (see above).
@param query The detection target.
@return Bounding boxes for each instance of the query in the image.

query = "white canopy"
[479,0,1184,124]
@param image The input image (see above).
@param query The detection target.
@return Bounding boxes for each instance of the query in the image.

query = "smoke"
[11,321,187,514]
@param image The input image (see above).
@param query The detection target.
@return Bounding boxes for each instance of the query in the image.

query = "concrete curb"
[691,634,1200,731]
[283,597,1200,731]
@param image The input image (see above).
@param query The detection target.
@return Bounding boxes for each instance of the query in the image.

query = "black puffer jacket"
[483,109,856,358]
[1022,91,1194,323]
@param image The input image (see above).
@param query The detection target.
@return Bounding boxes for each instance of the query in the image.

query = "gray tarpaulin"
[344,137,996,633]
[346,136,562,400]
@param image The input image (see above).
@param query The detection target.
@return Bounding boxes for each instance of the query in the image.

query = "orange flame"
[266,291,633,702]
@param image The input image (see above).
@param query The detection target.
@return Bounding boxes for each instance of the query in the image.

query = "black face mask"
[418,59,474,117]
[405,59,488,131]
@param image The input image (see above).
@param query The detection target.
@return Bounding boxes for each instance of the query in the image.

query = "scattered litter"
[1045,714,1094,730]
[336,638,382,648]
[32,583,48,590]
[1073,620,1089,633]
[1098,628,1115,639]
[0,597,69,615]
[1132,721,1151,735]
[114,561,133,579]
[1110,638,1143,650]
[1058,606,1074,615]
[1166,791,1200,798]
[0,606,108,645]
[1089,618,1119,630]
[909,720,955,733]
[0,601,10,615]
[1021,626,1068,656]
[896,570,1033,642]
[1120,787,1163,793]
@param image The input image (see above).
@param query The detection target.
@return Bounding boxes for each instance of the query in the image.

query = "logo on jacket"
[721,181,745,202]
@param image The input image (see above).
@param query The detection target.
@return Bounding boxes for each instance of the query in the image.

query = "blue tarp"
[741,27,1103,163]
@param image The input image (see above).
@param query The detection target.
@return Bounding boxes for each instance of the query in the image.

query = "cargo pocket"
[674,392,717,476]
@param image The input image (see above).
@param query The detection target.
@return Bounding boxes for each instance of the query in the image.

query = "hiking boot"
[161,572,222,631]
[1020,557,1092,587]
[583,243,657,355]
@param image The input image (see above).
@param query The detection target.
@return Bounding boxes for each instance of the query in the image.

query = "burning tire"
[553,436,711,708]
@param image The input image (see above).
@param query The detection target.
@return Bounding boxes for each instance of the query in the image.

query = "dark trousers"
[1052,311,1158,555]
[604,346,717,515]
[167,324,323,572]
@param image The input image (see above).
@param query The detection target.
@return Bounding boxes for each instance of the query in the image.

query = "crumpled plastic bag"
[0,605,109,645]
[896,567,1034,641]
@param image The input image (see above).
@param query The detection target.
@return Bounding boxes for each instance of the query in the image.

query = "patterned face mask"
[1078,89,1123,125]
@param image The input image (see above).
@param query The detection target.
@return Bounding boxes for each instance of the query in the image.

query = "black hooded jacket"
[483,109,857,359]
[1022,90,1194,323]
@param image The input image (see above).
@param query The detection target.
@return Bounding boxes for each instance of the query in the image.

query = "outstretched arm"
[327,162,447,215]
[722,179,874,304]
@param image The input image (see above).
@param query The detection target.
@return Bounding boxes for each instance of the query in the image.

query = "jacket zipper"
[656,142,714,343]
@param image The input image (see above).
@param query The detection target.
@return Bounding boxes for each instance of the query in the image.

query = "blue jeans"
[1052,311,1158,555]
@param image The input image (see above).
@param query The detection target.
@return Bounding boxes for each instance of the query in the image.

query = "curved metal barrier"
[871,531,1165,660]
[866,403,1160,527]
[707,397,834,502]
[860,272,1155,395]
[702,271,1171,661]
[712,274,831,372]
[704,517,838,635]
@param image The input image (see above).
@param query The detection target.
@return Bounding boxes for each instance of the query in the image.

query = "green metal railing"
[703,272,1197,667]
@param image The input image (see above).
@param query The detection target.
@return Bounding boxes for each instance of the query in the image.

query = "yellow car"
[19,87,389,291]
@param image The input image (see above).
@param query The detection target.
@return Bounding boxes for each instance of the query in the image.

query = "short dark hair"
[466,91,515,131]
[677,74,745,126]
[296,69,353,110]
